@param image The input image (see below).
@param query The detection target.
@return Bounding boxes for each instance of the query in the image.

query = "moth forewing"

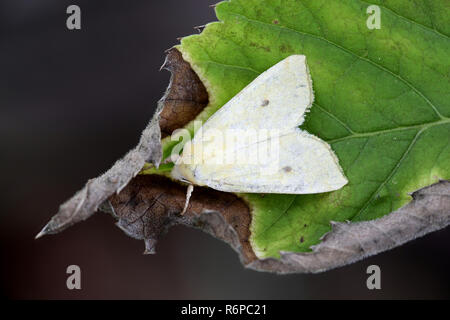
[171,55,348,195]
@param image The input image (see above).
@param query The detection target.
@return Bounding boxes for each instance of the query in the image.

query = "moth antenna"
[181,184,194,215]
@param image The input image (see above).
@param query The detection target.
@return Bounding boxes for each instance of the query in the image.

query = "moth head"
[171,163,197,185]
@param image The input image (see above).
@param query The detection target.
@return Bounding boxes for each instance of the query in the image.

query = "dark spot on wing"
[283,166,292,172]
[261,99,269,106]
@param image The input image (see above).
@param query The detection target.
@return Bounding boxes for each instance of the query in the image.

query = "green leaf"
[168,0,450,258]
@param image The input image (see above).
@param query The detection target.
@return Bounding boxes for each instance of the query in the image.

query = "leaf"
[159,50,209,138]
[107,174,256,263]
[173,0,450,259]
[249,180,450,273]
[39,1,450,273]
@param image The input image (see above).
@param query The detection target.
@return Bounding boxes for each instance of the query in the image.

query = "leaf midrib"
[328,118,450,144]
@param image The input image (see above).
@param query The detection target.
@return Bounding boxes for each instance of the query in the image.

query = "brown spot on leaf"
[273,19,279,24]
[300,236,304,243]
[159,49,209,137]
[279,44,293,53]
[109,175,257,264]
[249,42,271,52]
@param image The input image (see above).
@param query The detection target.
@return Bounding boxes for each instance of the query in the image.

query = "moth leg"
[180,184,194,215]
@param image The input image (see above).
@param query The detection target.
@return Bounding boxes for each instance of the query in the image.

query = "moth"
[170,55,348,213]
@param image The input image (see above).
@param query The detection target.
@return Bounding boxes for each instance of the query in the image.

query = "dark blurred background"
[0,0,449,299]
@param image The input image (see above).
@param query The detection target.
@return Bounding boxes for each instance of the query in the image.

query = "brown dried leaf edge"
[38,48,450,274]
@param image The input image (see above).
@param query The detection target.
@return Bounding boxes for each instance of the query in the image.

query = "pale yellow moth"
[171,55,348,212]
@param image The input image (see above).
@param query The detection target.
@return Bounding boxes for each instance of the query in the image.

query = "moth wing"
[176,55,347,194]
[181,54,313,173]
[191,128,348,194]
[198,54,313,134]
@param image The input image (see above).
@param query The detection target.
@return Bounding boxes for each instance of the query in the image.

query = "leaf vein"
[226,11,446,119]
[313,102,355,134]
[352,127,425,221]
